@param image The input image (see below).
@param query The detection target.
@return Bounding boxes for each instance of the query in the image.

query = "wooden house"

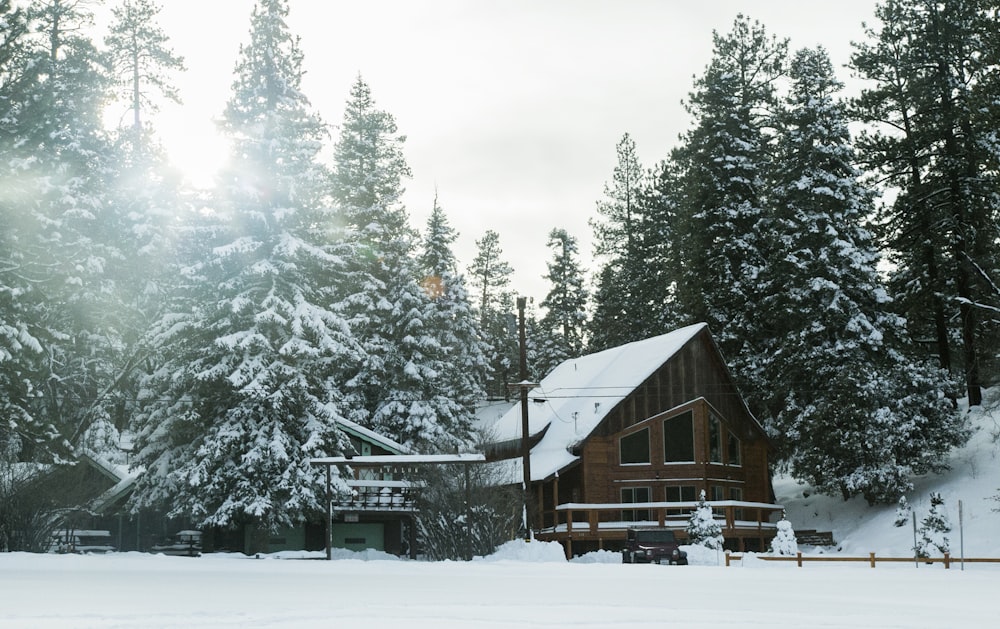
[488,323,782,555]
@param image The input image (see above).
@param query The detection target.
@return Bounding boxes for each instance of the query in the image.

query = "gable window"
[663,411,695,462]
[621,486,651,521]
[709,414,723,463]
[620,427,650,465]
[728,432,741,466]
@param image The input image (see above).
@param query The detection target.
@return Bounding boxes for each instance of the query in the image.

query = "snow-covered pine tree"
[467,229,517,400]
[0,0,128,459]
[760,46,966,504]
[686,490,724,550]
[129,0,356,544]
[915,492,951,558]
[894,495,912,528]
[852,0,1000,406]
[535,228,588,377]
[770,511,798,556]
[669,15,787,362]
[101,0,190,455]
[331,76,457,450]
[392,195,490,451]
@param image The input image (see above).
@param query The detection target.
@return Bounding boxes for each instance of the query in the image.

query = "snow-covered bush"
[915,492,951,558]
[770,511,798,556]
[893,495,912,528]
[686,490,724,550]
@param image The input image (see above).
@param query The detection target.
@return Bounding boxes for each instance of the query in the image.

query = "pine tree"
[536,228,588,376]
[467,230,517,400]
[219,0,329,214]
[129,0,356,540]
[104,0,185,132]
[686,490,724,550]
[670,15,787,361]
[852,0,1000,406]
[379,195,489,451]
[588,134,670,350]
[1,0,125,458]
[761,46,966,503]
[330,76,458,449]
[915,492,951,558]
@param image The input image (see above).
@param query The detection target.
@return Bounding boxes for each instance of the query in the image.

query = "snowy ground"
[4,392,998,628]
[1,541,996,628]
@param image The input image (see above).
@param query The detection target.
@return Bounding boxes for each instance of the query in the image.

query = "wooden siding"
[542,327,773,515]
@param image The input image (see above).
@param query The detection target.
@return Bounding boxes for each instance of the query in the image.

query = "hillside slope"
[776,387,1000,558]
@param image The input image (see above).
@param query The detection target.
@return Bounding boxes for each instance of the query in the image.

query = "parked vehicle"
[621,527,688,565]
[50,529,116,554]
[150,530,202,557]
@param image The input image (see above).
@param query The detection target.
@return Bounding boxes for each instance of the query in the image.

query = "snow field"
[1,544,995,629]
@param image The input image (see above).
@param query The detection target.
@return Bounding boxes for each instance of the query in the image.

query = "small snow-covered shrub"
[686,490,724,550]
[915,492,951,558]
[893,495,912,528]
[770,512,798,556]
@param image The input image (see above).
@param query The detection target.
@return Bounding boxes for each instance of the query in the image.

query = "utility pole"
[516,296,533,540]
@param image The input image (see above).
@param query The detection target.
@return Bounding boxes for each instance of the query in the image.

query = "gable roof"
[336,418,409,455]
[490,323,708,481]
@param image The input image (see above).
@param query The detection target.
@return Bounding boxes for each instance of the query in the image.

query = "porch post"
[325,464,332,561]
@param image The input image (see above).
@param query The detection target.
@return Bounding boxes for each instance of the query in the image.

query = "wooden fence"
[725,551,1000,569]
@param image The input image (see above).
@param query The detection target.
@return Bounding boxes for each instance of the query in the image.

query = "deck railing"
[543,500,784,539]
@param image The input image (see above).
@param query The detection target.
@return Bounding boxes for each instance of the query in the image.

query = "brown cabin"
[489,323,781,555]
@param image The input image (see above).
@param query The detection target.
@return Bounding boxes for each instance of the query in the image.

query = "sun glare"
[160,118,231,190]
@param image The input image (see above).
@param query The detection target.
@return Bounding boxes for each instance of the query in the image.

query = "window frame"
[662,410,695,463]
[619,426,651,465]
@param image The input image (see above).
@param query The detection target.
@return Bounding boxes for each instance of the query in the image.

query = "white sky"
[97,0,880,303]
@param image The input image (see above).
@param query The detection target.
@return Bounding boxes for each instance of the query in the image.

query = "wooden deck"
[537,500,784,556]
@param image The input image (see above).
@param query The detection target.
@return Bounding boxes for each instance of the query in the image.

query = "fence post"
[944,552,950,569]
[796,551,802,568]
[869,552,876,568]
[725,551,731,567]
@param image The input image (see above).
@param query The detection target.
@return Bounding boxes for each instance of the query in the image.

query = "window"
[664,485,696,516]
[728,432,741,466]
[621,487,651,521]
[620,427,650,464]
[730,488,744,520]
[664,486,696,502]
[709,414,723,463]
[663,411,695,462]
[710,485,725,501]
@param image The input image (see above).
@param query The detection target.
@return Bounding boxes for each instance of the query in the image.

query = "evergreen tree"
[219,0,329,213]
[467,229,517,399]
[536,228,588,376]
[761,46,965,503]
[686,490,724,549]
[331,76,455,449]
[588,134,671,350]
[915,492,951,558]
[104,0,185,132]
[129,0,356,541]
[852,0,1000,405]
[1,0,124,458]
[377,194,489,451]
[669,15,787,361]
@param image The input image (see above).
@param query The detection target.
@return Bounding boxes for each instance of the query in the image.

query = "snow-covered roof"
[311,453,485,466]
[490,323,707,482]
[336,417,408,455]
